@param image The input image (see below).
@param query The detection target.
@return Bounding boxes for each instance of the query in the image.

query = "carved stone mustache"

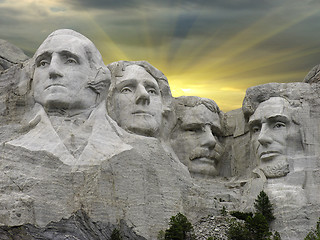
[189,148,219,162]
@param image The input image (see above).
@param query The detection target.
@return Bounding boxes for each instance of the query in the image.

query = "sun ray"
[80,11,130,62]
[139,9,154,61]
[193,46,320,80]
[185,4,320,73]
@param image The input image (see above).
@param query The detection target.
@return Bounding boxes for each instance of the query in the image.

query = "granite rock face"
[241,82,320,239]
[1,29,320,239]
[304,64,320,83]
[0,39,29,71]
[193,215,231,240]
[0,209,146,240]
[0,30,197,239]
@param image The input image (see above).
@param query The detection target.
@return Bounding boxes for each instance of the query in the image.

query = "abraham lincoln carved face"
[248,97,303,178]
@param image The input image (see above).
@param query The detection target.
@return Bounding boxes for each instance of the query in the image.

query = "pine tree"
[164,212,195,240]
[273,231,282,240]
[305,218,320,240]
[227,220,252,240]
[254,190,275,223]
[228,191,280,240]
[246,213,271,240]
[111,228,122,240]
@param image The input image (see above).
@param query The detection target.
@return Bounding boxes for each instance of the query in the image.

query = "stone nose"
[200,125,217,149]
[257,124,273,146]
[48,55,63,79]
[135,84,150,105]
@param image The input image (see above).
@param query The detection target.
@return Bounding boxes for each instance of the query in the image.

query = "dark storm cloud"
[93,4,260,47]
[171,14,198,39]
[66,0,275,11]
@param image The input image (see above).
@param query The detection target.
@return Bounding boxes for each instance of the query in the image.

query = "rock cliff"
[0,30,320,239]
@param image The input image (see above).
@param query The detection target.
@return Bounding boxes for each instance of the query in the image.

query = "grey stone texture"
[1,30,320,239]
[0,209,147,240]
[193,215,230,240]
[0,39,29,72]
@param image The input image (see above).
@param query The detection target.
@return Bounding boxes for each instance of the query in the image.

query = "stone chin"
[188,159,219,177]
[125,122,159,137]
[117,112,162,137]
[260,159,289,178]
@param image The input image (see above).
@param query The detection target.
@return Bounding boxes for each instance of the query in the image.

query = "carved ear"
[87,67,111,95]
[108,61,125,78]
[162,105,171,118]
[16,59,33,96]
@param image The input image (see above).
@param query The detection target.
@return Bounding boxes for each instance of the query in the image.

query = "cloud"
[50,6,66,12]
[65,0,275,11]
[1,0,320,112]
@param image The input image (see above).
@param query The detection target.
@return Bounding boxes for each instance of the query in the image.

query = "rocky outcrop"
[193,215,230,240]
[1,30,320,240]
[0,209,146,240]
[0,39,29,72]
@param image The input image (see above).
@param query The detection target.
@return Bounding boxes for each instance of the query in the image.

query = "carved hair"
[172,96,221,115]
[171,96,223,135]
[242,83,304,123]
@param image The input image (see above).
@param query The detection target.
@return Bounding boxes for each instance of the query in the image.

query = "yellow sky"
[1,0,320,112]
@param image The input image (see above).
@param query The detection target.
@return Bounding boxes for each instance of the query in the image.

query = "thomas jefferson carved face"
[111,65,163,137]
[248,97,302,178]
[32,35,98,112]
[170,104,223,177]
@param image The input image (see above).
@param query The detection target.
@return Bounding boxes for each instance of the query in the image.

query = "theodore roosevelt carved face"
[170,96,223,177]
[248,97,302,178]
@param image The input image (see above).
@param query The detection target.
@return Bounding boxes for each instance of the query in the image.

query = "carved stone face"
[249,97,302,178]
[170,104,222,177]
[32,35,97,111]
[111,65,163,137]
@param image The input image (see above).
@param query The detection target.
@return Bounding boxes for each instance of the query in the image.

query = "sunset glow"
[1,0,320,111]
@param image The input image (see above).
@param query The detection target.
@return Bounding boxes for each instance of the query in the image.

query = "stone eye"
[39,60,49,67]
[148,89,157,95]
[274,122,286,129]
[66,58,77,64]
[184,126,202,133]
[251,126,260,133]
[121,87,132,93]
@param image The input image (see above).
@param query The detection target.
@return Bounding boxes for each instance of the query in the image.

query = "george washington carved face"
[33,35,98,111]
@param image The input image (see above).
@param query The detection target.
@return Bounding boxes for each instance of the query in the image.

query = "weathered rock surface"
[193,215,230,240]
[1,30,320,240]
[0,209,146,240]
[0,135,201,239]
[0,39,29,71]
[304,64,320,83]
[240,82,320,239]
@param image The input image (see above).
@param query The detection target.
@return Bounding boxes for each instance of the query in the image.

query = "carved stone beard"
[259,157,290,178]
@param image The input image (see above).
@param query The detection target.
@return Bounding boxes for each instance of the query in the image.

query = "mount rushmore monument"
[0,29,320,239]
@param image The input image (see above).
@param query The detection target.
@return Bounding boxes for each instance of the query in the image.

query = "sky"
[1,0,320,112]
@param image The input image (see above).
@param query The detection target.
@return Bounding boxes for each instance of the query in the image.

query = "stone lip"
[0,209,146,240]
